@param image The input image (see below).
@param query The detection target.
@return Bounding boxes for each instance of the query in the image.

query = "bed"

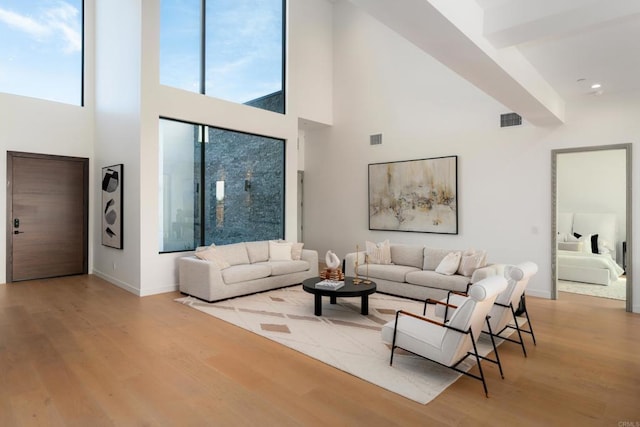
[556,213,625,286]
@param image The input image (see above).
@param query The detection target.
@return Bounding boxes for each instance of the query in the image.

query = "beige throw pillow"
[456,249,487,276]
[365,240,392,264]
[195,245,231,269]
[435,251,462,275]
[291,242,304,260]
[269,240,293,261]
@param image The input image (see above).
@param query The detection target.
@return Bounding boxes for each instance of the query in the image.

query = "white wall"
[303,2,640,311]
[557,149,627,262]
[92,0,143,294]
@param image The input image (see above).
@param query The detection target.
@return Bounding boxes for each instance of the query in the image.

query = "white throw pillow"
[195,245,231,269]
[365,240,392,265]
[269,240,293,261]
[435,251,462,275]
[558,241,584,252]
[291,242,304,260]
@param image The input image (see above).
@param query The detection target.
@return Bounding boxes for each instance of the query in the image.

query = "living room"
[1,0,639,423]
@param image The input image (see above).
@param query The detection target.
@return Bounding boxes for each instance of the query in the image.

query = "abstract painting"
[102,164,123,248]
[369,156,457,234]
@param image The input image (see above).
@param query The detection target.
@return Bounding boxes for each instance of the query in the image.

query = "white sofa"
[179,241,318,302]
[344,244,495,301]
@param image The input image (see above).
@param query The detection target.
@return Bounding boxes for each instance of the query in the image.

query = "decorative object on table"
[363,254,371,284]
[353,244,362,284]
[314,279,345,290]
[320,250,345,280]
[101,164,123,249]
[368,155,458,234]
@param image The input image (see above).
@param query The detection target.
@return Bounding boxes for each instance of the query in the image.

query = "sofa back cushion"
[216,242,250,266]
[423,247,458,271]
[246,241,270,263]
[390,244,424,269]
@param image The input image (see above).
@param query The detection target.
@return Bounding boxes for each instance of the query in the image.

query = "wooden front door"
[7,152,88,282]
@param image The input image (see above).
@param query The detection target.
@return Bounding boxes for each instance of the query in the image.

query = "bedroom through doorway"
[551,144,632,312]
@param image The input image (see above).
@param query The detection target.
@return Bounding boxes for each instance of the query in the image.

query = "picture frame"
[368,156,458,234]
[101,164,123,248]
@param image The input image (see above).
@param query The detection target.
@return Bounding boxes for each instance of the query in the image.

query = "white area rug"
[176,285,502,404]
[558,277,626,300]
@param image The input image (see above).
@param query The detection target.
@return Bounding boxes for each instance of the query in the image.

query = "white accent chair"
[381,275,507,397]
[439,262,538,359]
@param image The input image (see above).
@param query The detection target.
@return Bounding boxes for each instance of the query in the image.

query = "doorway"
[551,144,633,312]
[6,151,89,282]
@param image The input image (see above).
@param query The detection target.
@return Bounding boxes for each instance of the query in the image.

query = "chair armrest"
[397,309,446,327]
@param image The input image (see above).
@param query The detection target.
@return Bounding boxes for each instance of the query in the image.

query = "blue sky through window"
[161,0,283,105]
[0,0,82,105]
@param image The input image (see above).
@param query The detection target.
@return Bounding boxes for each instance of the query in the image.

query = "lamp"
[244,171,252,191]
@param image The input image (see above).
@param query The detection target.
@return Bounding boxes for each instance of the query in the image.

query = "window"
[159,118,285,252]
[0,0,83,105]
[160,0,285,114]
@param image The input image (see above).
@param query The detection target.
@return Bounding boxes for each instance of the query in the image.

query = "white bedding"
[558,250,624,281]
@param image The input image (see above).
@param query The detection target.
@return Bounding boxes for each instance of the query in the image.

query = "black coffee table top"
[302,276,377,297]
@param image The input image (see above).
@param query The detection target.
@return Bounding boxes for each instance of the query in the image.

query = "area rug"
[175,285,503,404]
[558,277,626,301]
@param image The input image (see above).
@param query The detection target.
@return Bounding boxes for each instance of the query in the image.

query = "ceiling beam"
[484,0,640,48]
[348,0,565,126]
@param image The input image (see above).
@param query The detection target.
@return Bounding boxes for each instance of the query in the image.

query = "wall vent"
[500,113,522,127]
[370,133,382,145]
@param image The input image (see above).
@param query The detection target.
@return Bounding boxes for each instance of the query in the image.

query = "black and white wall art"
[102,164,123,248]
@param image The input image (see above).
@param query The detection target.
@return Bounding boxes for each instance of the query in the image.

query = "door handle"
[14,230,24,234]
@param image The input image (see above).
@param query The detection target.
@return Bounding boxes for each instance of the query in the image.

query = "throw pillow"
[457,251,485,277]
[590,234,599,254]
[435,251,462,275]
[365,240,392,265]
[558,241,584,252]
[291,242,304,260]
[195,246,230,269]
[269,240,293,261]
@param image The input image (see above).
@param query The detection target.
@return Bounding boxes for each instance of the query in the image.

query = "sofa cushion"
[357,264,420,282]
[258,260,309,276]
[390,244,424,269]
[246,241,270,263]
[406,270,469,292]
[457,250,487,276]
[423,247,458,271]
[216,243,250,266]
[222,264,271,285]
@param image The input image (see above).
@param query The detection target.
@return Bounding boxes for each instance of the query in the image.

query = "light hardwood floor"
[1,275,639,426]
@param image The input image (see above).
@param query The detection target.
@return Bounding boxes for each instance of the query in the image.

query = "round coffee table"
[302,276,377,316]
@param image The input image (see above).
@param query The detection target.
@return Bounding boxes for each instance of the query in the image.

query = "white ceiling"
[347,0,640,126]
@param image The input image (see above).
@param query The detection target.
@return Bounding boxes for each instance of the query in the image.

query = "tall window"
[160,0,285,114]
[0,0,83,105]
[159,118,285,252]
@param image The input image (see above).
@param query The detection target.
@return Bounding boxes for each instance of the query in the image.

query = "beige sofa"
[344,244,494,301]
[179,241,318,302]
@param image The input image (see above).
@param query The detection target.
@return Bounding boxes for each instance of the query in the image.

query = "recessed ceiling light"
[591,83,602,89]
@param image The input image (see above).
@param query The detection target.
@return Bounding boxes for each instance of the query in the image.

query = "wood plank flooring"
[1,275,639,426]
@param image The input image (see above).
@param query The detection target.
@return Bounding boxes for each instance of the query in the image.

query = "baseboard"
[92,269,141,296]
[140,284,179,297]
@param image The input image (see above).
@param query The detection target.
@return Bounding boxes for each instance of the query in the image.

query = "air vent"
[500,113,522,127]
[370,133,382,145]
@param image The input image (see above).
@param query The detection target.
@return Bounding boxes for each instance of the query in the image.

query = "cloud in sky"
[0,1,81,54]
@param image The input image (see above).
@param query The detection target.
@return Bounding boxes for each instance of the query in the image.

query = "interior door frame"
[551,143,633,312]
[6,151,90,282]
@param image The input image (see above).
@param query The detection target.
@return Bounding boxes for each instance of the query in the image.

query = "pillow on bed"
[573,233,599,254]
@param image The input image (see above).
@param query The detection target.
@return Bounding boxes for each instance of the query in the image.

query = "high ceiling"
[347,0,640,126]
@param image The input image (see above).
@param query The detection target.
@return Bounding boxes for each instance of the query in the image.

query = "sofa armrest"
[178,256,225,300]
[470,264,501,283]
[301,249,319,276]
[344,251,366,276]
